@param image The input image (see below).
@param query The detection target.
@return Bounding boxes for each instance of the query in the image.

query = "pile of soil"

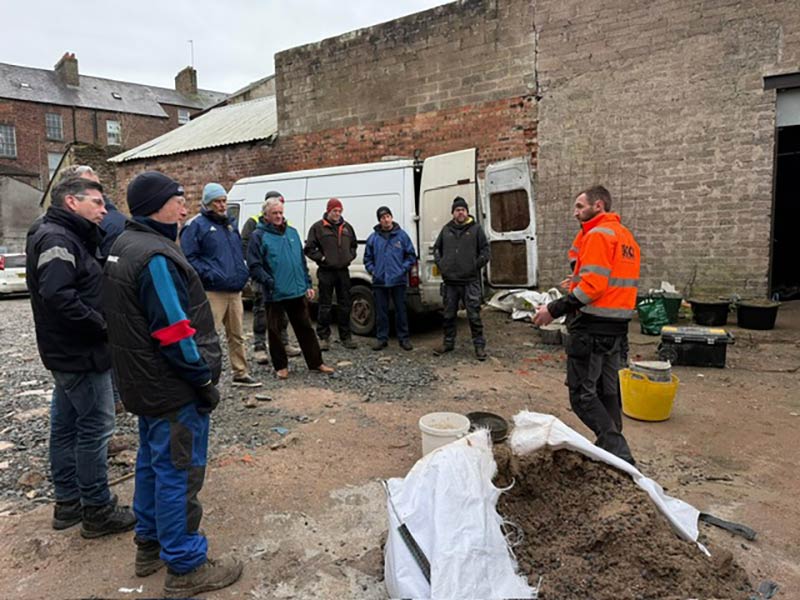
[495,448,752,600]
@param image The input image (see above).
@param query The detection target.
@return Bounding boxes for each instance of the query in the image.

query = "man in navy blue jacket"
[26,176,136,538]
[180,183,258,387]
[364,206,417,351]
[104,171,242,597]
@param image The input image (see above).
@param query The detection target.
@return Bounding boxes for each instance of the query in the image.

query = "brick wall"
[275,0,535,135]
[114,143,269,215]
[534,0,800,297]
[116,0,798,298]
[113,95,537,218]
[0,99,201,190]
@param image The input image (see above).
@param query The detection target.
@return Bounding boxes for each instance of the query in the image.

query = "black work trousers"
[565,331,635,464]
[268,296,322,372]
[442,281,485,347]
[316,268,351,341]
[253,288,289,350]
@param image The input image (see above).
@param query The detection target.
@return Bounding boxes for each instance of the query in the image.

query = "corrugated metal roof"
[109,96,277,162]
[0,62,227,117]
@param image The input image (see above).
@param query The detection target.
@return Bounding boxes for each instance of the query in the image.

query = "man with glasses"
[58,165,127,259]
[26,176,136,537]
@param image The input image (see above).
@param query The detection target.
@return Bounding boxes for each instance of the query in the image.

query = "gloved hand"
[196,381,220,415]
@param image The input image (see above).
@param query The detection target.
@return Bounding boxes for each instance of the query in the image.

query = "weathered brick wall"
[113,143,269,215]
[534,0,800,297]
[113,95,537,219]
[0,99,200,190]
[275,0,536,135]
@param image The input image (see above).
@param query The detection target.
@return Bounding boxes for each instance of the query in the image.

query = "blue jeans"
[50,369,115,506]
[134,402,209,574]
[374,285,409,342]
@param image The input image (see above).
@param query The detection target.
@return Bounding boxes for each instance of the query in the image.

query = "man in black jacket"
[433,196,491,361]
[57,165,127,259]
[26,177,136,537]
[103,171,242,596]
[304,198,358,350]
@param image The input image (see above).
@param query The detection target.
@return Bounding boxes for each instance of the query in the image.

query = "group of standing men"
[25,160,639,598]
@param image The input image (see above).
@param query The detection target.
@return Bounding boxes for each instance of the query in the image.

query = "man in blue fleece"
[180,183,258,387]
[103,171,242,597]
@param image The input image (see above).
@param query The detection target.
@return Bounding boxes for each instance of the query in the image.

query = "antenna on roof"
[187,40,194,67]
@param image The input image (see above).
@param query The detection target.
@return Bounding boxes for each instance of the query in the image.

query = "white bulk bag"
[384,430,535,599]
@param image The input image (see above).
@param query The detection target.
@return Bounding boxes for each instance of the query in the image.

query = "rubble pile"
[495,448,752,600]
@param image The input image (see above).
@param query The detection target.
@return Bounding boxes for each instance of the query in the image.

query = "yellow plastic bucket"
[619,368,679,421]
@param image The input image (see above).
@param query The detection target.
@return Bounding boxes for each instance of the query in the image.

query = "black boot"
[80,499,136,539]
[52,498,82,530]
[135,537,165,577]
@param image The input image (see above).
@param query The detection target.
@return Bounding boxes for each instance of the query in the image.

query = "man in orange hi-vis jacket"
[534,185,640,464]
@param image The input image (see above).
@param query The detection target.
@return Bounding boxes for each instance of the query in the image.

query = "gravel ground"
[0,296,443,513]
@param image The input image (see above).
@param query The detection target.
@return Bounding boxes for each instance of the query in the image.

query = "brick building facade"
[0,54,225,190]
[114,0,800,296]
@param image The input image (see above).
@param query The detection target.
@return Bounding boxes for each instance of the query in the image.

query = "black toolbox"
[658,326,734,368]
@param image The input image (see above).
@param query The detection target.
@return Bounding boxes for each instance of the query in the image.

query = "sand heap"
[495,448,752,600]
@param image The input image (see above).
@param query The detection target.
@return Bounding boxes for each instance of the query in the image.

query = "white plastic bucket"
[418,412,471,456]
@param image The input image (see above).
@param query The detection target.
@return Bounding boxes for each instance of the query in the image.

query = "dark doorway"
[771,125,800,299]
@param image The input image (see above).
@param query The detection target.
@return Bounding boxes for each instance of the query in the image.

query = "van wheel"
[350,285,375,336]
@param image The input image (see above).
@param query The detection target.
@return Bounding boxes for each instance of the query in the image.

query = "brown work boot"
[163,555,243,598]
[316,364,335,375]
[276,368,289,380]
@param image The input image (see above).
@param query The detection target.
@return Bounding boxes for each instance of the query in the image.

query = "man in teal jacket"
[247,197,335,379]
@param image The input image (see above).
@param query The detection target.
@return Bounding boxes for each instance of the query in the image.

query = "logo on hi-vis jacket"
[622,244,635,259]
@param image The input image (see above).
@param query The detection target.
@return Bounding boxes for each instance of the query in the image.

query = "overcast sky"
[1,0,452,93]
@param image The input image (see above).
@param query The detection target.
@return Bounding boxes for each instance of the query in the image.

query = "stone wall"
[534,0,800,296]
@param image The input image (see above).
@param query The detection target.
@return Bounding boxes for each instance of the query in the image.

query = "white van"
[227,148,536,335]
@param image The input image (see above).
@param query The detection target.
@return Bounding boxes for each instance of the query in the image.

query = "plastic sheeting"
[509,411,708,555]
[384,430,535,599]
[487,288,563,321]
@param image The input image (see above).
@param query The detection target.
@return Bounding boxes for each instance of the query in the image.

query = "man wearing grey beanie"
[180,182,259,387]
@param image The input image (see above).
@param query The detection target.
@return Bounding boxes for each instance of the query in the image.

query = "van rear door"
[483,157,537,287]
[418,148,478,306]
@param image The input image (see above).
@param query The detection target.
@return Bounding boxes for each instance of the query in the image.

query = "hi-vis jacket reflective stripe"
[569,212,640,319]
[568,229,583,280]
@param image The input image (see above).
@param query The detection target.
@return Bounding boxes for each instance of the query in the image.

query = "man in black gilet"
[103,171,242,597]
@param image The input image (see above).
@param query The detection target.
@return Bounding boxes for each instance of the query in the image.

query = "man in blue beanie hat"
[180,182,259,387]
[103,171,243,596]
